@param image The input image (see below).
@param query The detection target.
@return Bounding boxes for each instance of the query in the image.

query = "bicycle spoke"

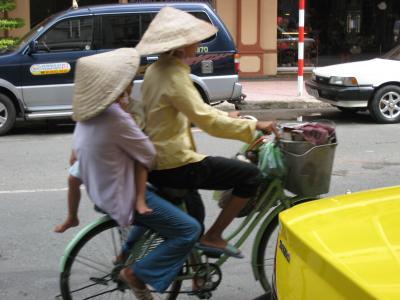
[68,275,112,295]
[81,287,119,300]
[111,228,118,258]
[74,254,112,274]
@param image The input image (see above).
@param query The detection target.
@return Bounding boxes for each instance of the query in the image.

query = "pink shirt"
[73,103,155,226]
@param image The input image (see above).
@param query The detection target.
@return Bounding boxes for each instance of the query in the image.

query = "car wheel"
[0,94,16,135]
[369,85,400,123]
[195,85,210,105]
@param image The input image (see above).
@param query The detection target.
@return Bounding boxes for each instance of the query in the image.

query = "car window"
[36,17,94,52]
[100,11,215,50]
[190,11,216,43]
[101,13,155,49]
[382,45,400,61]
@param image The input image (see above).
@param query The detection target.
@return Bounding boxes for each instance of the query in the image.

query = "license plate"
[308,87,319,98]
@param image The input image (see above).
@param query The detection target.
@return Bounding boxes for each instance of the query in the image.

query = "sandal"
[119,269,154,300]
[131,286,154,300]
[195,242,244,259]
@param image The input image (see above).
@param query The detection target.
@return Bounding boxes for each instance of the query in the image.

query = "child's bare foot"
[135,202,153,215]
[54,217,79,233]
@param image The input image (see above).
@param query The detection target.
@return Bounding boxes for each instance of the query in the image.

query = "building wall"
[261,0,277,75]
[216,0,277,77]
[9,0,30,38]
[8,0,278,77]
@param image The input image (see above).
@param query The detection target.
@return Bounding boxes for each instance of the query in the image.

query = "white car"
[305,46,400,123]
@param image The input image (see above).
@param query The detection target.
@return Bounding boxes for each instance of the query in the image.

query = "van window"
[101,13,155,49]
[36,17,94,52]
[190,11,216,43]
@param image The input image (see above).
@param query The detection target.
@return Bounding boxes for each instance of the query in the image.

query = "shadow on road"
[253,293,271,300]
[3,107,385,138]
[6,119,75,136]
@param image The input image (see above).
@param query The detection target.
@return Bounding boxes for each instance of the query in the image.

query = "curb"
[217,99,331,111]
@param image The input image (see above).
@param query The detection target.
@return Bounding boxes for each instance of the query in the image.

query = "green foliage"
[0,0,16,12]
[0,18,24,29]
[0,1,24,50]
[0,37,18,49]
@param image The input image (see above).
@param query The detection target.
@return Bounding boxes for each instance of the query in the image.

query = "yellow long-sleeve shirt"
[141,54,257,170]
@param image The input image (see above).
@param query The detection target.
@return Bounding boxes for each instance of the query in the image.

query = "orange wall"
[8,0,30,38]
[216,0,277,77]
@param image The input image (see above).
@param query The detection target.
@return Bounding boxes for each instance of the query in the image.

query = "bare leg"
[120,267,153,300]
[54,175,81,233]
[200,195,248,249]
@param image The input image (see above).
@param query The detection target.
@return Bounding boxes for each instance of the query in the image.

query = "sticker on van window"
[30,62,71,76]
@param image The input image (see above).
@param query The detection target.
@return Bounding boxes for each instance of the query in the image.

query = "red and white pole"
[297,0,305,96]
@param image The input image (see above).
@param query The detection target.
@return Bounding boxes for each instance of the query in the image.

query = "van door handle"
[147,56,158,63]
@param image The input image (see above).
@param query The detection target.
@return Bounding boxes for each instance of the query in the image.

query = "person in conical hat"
[56,48,201,299]
[137,7,280,259]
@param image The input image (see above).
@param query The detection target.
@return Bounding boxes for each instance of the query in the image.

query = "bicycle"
[57,130,336,300]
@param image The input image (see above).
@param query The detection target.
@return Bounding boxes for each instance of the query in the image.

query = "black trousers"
[149,156,262,226]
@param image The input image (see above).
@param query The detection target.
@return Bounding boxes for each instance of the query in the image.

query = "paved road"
[1,109,399,299]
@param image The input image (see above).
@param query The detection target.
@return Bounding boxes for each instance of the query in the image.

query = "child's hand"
[228,111,240,118]
[135,196,153,215]
[69,151,77,166]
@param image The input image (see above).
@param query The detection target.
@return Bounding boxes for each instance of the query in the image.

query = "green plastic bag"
[258,141,286,178]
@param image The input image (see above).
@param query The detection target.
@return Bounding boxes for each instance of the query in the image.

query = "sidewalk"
[219,79,330,110]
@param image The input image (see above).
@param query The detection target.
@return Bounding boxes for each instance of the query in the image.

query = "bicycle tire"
[256,198,317,295]
[256,215,279,295]
[60,218,182,300]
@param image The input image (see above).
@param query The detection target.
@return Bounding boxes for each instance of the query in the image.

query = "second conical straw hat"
[72,48,140,122]
[137,6,218,56]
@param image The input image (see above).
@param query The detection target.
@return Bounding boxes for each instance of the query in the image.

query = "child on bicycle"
[54,85,152,233]
[137,7,279,258]
[56,48,201,300]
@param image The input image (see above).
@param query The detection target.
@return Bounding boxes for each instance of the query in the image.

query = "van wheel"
[195,85,210,105]
[369,85,400,123]
[0,94,16,135]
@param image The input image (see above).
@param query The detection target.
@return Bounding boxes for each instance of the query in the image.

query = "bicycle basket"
[279,139,337,197]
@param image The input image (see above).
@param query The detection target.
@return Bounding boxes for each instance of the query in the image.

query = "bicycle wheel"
[256,216,279,295]
[60,219,182,300]
[256,198,317,295]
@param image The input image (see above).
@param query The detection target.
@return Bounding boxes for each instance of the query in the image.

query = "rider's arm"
[168,72,257,144]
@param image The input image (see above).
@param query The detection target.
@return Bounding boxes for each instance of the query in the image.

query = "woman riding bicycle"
[137,7,279,258]
[70,48,201,300]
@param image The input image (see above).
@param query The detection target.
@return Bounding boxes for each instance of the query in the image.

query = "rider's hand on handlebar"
[256,121,281,140]
[228,111,241,118]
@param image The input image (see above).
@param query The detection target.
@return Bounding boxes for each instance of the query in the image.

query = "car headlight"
[329,76,358,86]
[311,72,316,81]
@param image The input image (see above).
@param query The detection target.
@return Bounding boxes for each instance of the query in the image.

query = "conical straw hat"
[72,48,140,122]
[136,6,218,56]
